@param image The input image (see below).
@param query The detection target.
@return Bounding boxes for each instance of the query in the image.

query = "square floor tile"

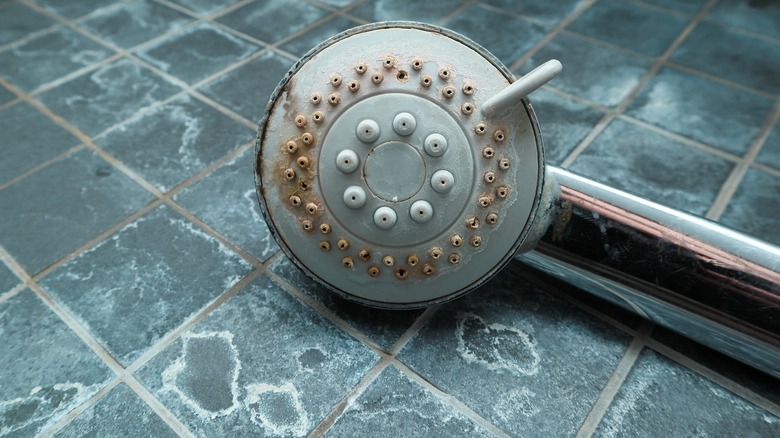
[55,384,177,437]
[174,148,279,262]
[0,3,55,46]
[670,22,780,95]
[571,119,733,215]
[521,32,653,107]
[595,349,780,436]
[398,267,632,436]
[0,102,80,186]
[136,23,259,84]
[37,58,181,137]
[627,68,774,156]
[756,122,780,170]
[136,274,378,436]
[349,0,466,23]
[706,0,780,40]
[531,88,605,165]
[326,365,491,436]
[641,0,707,15]
[96,94,252,192]
[199,50,292,122]
[0,262,21,297]
[269,256,422,352]
[216,0,329,44]
[480,0,585,26]
[0,290,113,437]
[279,15,359,58]
[80,0,194,49]
[719,168,780,246]
[568,0,689,57]
[167,0,241,16]
[447,3,547,66]
[34,0,122,20]
[40,204,252,365]
[0,27,113,92]
[0,148,154,275]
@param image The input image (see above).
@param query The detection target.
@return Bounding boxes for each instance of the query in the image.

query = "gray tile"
[0,84,15,105]
[167,0,241,15]
[35,0,121,19]
[136,274,378,436]
[199,50,292,122]
[0,148,154,275]
[447,3,547,66]
[568,0,689,56]
[521,32,653,107]
[641,0,707,15]
[398,267,633,436]
[571,119,733,215]
[269,256,422,351]
[531,88,605,165]
[594,349,780,437]
[80,0,194,49]
[627,68,774,156]
[0,27,113,92]
[670,21,780,95]
[136,23,259,84]
[174,148,279,262]
[0,290,113,437]
[40,204,252,365]
[0,102,80,186]
[0,262,21,297]
[0,3,55,45]
[756,121,780,170]
[279,15,358,58]
[37,58,182,137]
[719,168,780,246]
[706,0,780,40]
[55,384,177,438]
[349,0,465,23]
[216,0,329,44]
[97,94,252,192]
[480,0,585,26]
[326,365,491,437]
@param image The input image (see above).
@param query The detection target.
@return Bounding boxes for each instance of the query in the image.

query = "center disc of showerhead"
[364,141,425,202]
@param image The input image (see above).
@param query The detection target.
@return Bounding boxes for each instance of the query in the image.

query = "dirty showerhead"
[255,22,561,309]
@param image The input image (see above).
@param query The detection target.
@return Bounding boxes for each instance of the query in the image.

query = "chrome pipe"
[516,166,780,378]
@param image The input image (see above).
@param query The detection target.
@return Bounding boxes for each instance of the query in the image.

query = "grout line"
[0,144,85,191]
[0,95,22,111]
[752,161,780,178]
[123,374,196,437]
[560,28,656,61]
[0,21,61,54]
[307,357,391,437]
[576,321,654,438]
[392,360,511,438]
[618,0,693,18]
[664,62,778,100]
[388,305,440,356]
[438,0,477,26]
[0,282,26,305]
[38,378,122,438]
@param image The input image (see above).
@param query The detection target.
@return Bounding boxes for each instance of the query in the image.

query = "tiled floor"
[0,0,778,436]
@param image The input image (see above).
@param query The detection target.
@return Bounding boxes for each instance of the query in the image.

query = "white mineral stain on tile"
[455,312,540,377]
[0,382,99,436]
[598,367,654,438]
[161,331,242,419]
[168,216,251,270]
[295,345,328,373]
[70,49,106,65]
[493,387,539,421]
[244,382,309,437]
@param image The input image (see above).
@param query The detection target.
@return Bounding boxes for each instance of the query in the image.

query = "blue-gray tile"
[349,0,465,23]
[641,0,707,15]
[0,27,112,92]
[446,3,547,66]
[0,290,113,437]
[670,21,780,95]
[269,256,422,351]
[0,3,55,45]
[568,0,689,57]
[571,119,733,215]
[627,68,774,156]
[80,0,194,49]
[34,0,122,19]
[719,168,780,246]
[0,148,154,275]
[326,365,491,437]
[55,384,177,438]
[216,0,329,44]
[531,88,605,165]
[0,262,21,297]
[199,50,292,122]
[480,0,585,26]
[136,274,378,436]
[521,32,653,107]
[398,266,632,436]
[96,94,252,192]
[594,349,780,437]
[168,0,241,16]
[0,102,80,186]
[706,0,780,40]
[136,23,259,84]
[756,122,780,170]
[0,84,17,105]
[174,148,279,262]
[40,204,252,366]
[37,58,181,136]
[279,15,359,58]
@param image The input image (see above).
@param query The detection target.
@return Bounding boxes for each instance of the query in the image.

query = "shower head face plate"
[256,23,545,308]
